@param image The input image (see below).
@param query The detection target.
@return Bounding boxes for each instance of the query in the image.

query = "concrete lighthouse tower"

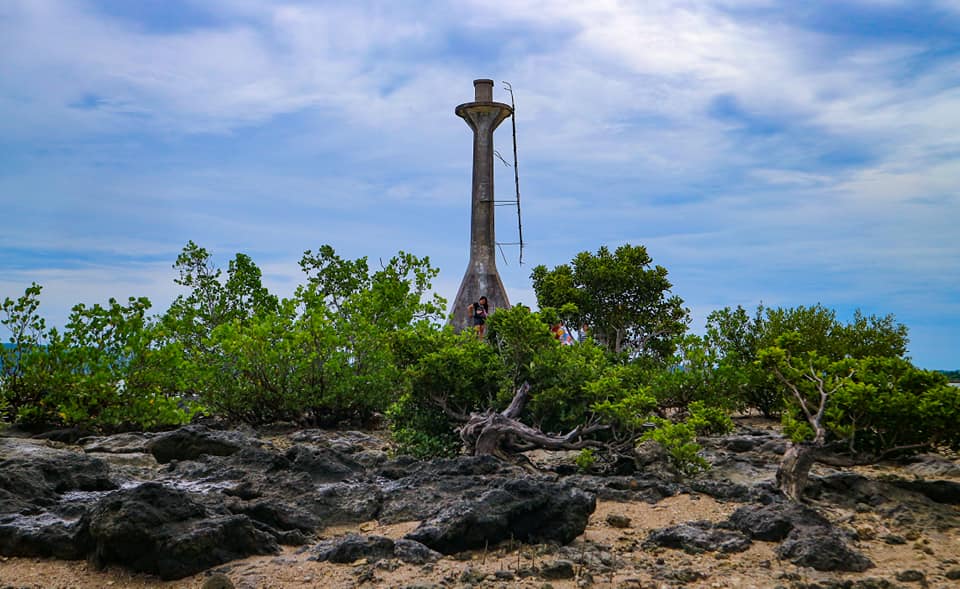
[450,79,514,331]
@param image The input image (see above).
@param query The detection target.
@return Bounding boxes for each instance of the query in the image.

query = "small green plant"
[641,418,709,476]
[686,400,734,435]
[575,448,596,472]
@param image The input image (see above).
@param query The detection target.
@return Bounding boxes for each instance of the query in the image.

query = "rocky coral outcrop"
[404,478,596,554]
[2,420,959,584]
[145,425,258,463]
[645,520,752,553]
[729,501,873,572]
[309,533,441,565]
[85,482,278,580]
[646,500,875,572]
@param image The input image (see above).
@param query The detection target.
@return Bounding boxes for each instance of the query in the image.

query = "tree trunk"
[776,442,819,502]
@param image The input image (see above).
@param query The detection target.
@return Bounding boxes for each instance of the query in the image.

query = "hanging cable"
[502,81,524,265]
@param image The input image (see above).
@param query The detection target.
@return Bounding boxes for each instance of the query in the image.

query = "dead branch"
[501,382,531,419]
[458,383,608,463]
[429,393,470,422]
[812,442,930,467]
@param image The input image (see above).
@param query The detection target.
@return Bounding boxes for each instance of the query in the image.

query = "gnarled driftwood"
[457,383,606,462]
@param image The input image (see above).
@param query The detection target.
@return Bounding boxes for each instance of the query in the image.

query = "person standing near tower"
[468,296,489,337]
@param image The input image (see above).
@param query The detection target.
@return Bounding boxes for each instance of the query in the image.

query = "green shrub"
[761,335,960,455]
[484,304,556,390]
[686,400,734,435]
[530,244,689,360]
[575,448,596,472]
[388,330,507,457]
[2,285,199,429]
[590,383,657,435]
[641,418,708,476]
[526,342,610,433]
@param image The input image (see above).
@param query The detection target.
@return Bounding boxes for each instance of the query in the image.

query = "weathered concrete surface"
[450,79,514,331]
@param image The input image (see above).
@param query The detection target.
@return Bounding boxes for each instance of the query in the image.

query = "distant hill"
[938,369,960,382]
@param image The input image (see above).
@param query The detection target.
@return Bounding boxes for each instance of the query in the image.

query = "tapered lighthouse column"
[450,79,514,331]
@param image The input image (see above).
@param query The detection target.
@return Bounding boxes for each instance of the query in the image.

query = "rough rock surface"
[310,533,395,564]
[0,438,116,559]
[645,520,752,553]
[727,501,874,572]
[728,501,831,541]
[404,478,596,554]
[145,425,257,463]
[85,482,278,580]
[776,525,874,572]
[309,534,441,566]
[3,419,959,585]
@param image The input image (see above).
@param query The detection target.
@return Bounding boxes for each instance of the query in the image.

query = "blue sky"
[1,0,958,368]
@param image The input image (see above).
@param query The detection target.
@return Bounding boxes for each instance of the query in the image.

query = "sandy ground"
[2,491,959,589]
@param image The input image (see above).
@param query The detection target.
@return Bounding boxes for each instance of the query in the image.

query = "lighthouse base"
[449,261,511,333]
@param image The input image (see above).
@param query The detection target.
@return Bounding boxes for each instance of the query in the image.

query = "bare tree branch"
[458,383,608,463]
[429,393,470,422]
[501,382,531,419]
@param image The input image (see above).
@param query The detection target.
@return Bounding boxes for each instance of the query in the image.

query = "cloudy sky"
[1,0,958,368]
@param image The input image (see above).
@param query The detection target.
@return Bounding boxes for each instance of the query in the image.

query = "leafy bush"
[388,330,506,457]
[1,283,50,422]
[589,374,657,435]
[686,400,734,436]
[484,304,556,390]
[575,448,596,472]
[531,244,689,360]
[641,418,708,476]
[201,300,306,423]
[168,243,445,426]
[761,334,960,455]
[644,334,747,413]
[2,285,199,429]
[705,304,910,417]
[525,341,611,433]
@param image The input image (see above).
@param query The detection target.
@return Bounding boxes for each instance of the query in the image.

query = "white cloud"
[1,0,958,365]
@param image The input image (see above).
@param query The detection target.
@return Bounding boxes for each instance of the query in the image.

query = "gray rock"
[895,569,925,582]
[653,566,707,584]
[776,525,873,572]
[563,474,678,503]
[32,427,93,444]
[891,479,960,505]
[605,513,631,528]
[310,533,394,563]
[201,572,236,589]
[309,482,383,525]
[85,482,278,580]
[645,521,752,554]
[726,501,873,573]
[0,447,115,512]
[89,451,158,470]
[284,444,363,482]
[405,478,595,554]
[728,502,830,541]
[0,512,90,559]
[687,478,774,503]
[226,498,319,537]
[146,425,256,463]
[903,453,960,478]
[393,538,441,564]
[81,432,152,454]
[540,559,576,580]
